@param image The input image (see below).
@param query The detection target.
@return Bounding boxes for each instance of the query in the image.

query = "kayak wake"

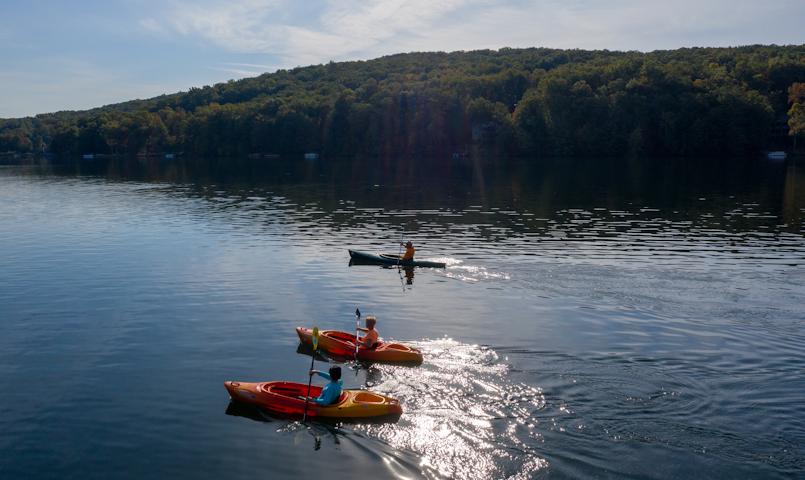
[437,259,512,283]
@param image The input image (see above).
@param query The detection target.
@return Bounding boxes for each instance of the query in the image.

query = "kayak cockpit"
[325,331,357,343]
[264,381,321,397]
[263,382,348,406]
[353,392,388,404]
[382,343,413,352]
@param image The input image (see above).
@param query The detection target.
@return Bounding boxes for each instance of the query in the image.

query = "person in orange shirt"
[400,241,415,261]
[357,316,380,349]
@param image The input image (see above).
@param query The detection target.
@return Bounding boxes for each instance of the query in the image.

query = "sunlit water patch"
[440,259,512,283]
[356,339,548,479]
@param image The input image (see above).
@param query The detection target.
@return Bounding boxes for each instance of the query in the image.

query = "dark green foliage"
[1,46,803,157]
[789,83,805,147]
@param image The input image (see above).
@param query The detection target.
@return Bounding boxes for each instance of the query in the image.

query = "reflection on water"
[1,156,804,479]
[348,264,419,289]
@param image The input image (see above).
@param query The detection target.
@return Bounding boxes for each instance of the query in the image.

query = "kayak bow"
[348,250,446,268]
[224,381,402,419]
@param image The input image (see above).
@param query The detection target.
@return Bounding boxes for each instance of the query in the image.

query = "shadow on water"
[224,400,403,426]
[295,343,332,363]
[348,262,417,286]
[224,402,419,478]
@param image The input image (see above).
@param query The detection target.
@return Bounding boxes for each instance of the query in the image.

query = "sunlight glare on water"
[360,339,548,479]
[440,259,513,283]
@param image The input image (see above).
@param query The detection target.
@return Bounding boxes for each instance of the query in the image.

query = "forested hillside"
[2,45,804,158]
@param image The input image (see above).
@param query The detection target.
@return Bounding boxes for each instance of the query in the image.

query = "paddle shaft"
[303,327,319,422]
[303,355,315,421]
[396,229,404,266]
[397,229,406,291]
[354,309,361,359]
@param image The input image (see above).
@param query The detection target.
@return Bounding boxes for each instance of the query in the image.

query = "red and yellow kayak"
[296,327,423,365]
[224,381,402,419]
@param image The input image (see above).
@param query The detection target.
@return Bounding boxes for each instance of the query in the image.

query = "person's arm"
[314,392,329,405]
[309,369,332,380]
[357,327,368,333]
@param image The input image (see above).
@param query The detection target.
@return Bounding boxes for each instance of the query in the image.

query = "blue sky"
[1,0,803,118]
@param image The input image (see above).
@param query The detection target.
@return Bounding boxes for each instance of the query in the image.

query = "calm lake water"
[1,156,804,479]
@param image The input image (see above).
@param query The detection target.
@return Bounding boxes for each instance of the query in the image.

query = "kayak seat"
[297,392,348,406]
[358,341,380,351]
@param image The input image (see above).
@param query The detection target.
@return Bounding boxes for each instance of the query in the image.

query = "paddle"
[354,308,361,360]
[396,229,406,291]
[303,326,319,422]
[396,229,404,267]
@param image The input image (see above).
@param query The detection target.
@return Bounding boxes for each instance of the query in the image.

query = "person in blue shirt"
[307,366,343,406]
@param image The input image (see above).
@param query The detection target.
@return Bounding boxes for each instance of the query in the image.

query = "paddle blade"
[355,308,361,318]
[312,327,319,351]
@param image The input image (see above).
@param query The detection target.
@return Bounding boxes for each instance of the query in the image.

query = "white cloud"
[211,62,278,77]
[321,0,477,42]
[223,62,276,70]
[150,0,487,66]
[144,0,804,70]
[139,17,167,35]
[166,0,284,50]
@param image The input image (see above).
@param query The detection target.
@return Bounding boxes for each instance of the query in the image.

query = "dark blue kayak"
[348,250,446,268]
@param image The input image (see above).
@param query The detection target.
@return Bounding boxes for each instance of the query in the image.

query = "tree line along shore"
[1,45,804,159]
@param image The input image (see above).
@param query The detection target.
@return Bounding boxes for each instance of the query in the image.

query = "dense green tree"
[789,83,805,148]
[1,45,803,158]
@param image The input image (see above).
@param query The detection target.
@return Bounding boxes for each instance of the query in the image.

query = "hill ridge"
[1,45,803,157]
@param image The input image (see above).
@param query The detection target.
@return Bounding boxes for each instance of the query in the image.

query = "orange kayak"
[224,381,402,419]
[296,327,423,365]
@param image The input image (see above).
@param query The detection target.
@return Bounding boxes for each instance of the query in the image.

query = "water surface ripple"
[0,157,803,479]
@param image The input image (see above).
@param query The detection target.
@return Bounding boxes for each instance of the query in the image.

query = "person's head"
[328,366,341,381]
[405,241,413,248]
[365,316,377,330]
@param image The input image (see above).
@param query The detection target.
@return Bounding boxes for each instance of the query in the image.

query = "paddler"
[357,315,380,349]
[400,241,415,261]
[307,366,343,406]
